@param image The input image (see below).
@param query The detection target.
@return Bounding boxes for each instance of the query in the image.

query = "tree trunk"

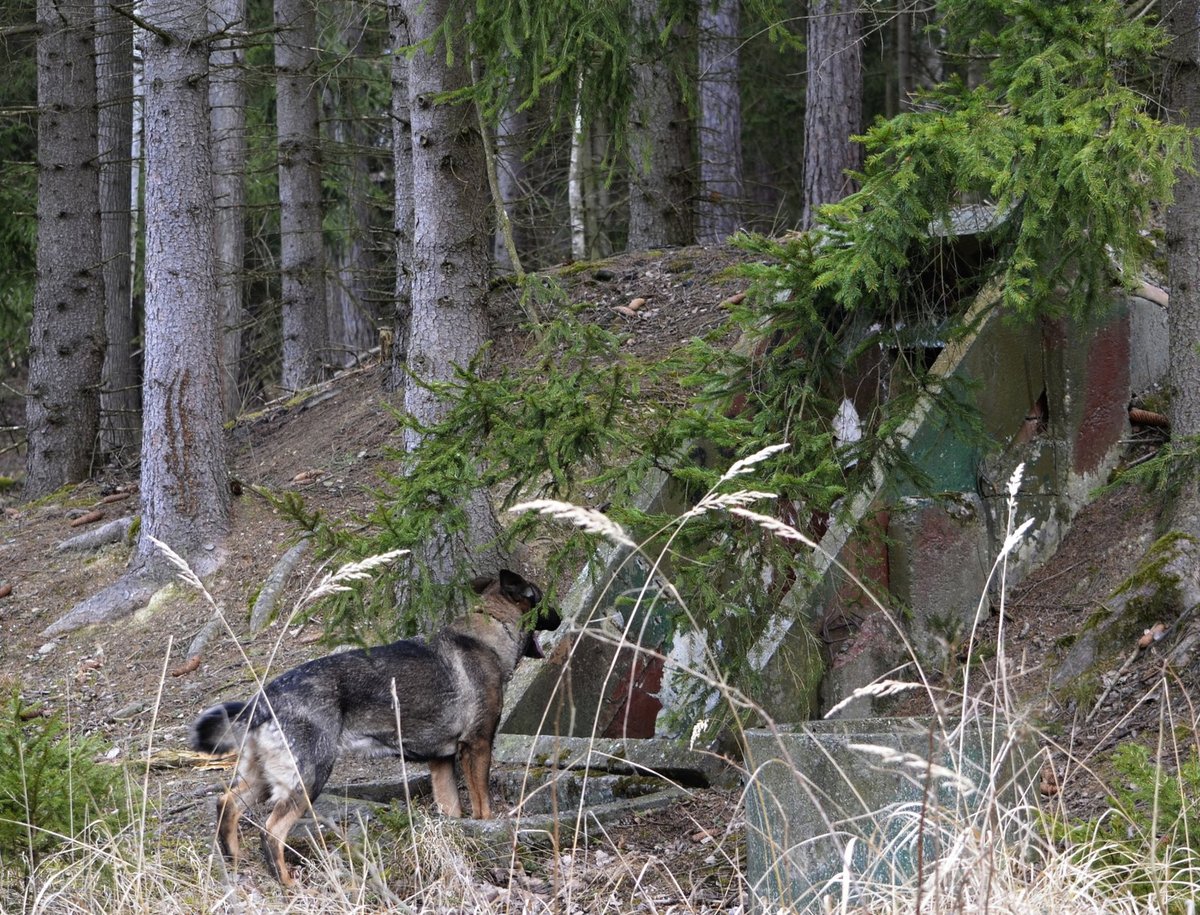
[493,100,529,271]
[388,0,413,393]
[136,0,229,573]
[400,0,508,586]
[569,80,587,260]
[697,0,743,243]
[44,0,230,637]
[324,5,380,367]
[801,0,862,229]
[25,0,105,499]
[275,0,328,390]
[96,0,139,459]
[627,0,692,249]
[588,118,613,257]
[895,3,911,112]
[1165,0,1200,542]
[210,0,248,420]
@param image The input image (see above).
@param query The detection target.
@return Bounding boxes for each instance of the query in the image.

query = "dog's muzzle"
[523,605,562,659]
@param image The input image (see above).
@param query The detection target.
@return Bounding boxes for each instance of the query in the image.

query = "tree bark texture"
[1165,0,1200,540]
[569,85,588,260]
[96,0,139,458]
[275,0,328,391]
[324,5,381,367]
[801,0,862,230]
[25,0,105,499]
[627,0,692,249]
[137,0,229,575]
[388,0,413,393]
[210,0,248,419]
[401,0,491,436]
[399,0,507,583]
[697,0,743,243]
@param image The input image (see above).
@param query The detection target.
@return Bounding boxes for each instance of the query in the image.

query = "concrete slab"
[743,717,1039,914]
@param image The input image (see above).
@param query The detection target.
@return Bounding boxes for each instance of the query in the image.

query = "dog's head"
[471,569,561,658]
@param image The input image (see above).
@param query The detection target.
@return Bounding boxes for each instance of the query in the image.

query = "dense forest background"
[2,0,1199,637]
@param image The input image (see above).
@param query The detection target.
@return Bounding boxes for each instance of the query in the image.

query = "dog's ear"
[499,569,546,610]
[498,569,528,599]
[469,575,495,594]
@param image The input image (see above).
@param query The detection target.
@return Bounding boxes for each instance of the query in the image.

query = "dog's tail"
[190,701,252,754]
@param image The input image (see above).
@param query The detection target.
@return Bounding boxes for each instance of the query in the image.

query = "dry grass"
[7,453,1199,914]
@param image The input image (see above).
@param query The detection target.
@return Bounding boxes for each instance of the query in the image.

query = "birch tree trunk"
[569,88,588,260]
[627,0,692,249]
[275,0,328,390]
[25,0,104,499]
[697,0,743,243]
[96,0,139,458]
[211,0,248,419]
[400,0,507,588]
[801,0,862,229]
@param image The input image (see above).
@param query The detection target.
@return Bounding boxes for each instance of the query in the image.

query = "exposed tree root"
[42,571,159,638]
[249,536,310,634]
[55,516,136,553]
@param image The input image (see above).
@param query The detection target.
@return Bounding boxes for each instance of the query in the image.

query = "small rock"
[110,700,150,721]
[37,642,56,656]
[594,268,615,281]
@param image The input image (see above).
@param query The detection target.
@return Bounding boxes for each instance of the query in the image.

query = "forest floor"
[0,243,1193,909]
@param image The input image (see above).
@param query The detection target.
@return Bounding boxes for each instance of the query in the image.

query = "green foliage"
[0,692,127,877]
[1055,742,1200,910]
[1110,435,1200,508]
[450,0,799,163]
[282,268,949,673]
[786,0,1191,321]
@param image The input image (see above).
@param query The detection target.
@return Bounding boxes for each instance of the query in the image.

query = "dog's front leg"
[429,757,463,817]
[460,738,493,819]
[216,786,246,864]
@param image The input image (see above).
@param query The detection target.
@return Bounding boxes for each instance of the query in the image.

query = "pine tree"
[275,0,328,390]
[24,0,104,499]
[45,0,229,635]
[96,0,139,457]
[211,0,249,419]
[697,0,743,242]
[801,0,862,229]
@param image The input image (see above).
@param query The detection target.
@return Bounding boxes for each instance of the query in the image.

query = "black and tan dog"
[190,569,560,885]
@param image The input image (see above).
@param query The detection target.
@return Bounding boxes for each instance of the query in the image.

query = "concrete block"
[1127,294,1169,396]
[743,718,1039,914]
[888,494,991,666]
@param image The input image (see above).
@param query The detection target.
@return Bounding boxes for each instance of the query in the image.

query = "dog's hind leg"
[216,769,265,866]
[460,737,494,819]
[261,790,307,887]
[429,757,463,817]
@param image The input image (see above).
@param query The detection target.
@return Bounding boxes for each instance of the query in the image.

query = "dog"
[189,569,560,885]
